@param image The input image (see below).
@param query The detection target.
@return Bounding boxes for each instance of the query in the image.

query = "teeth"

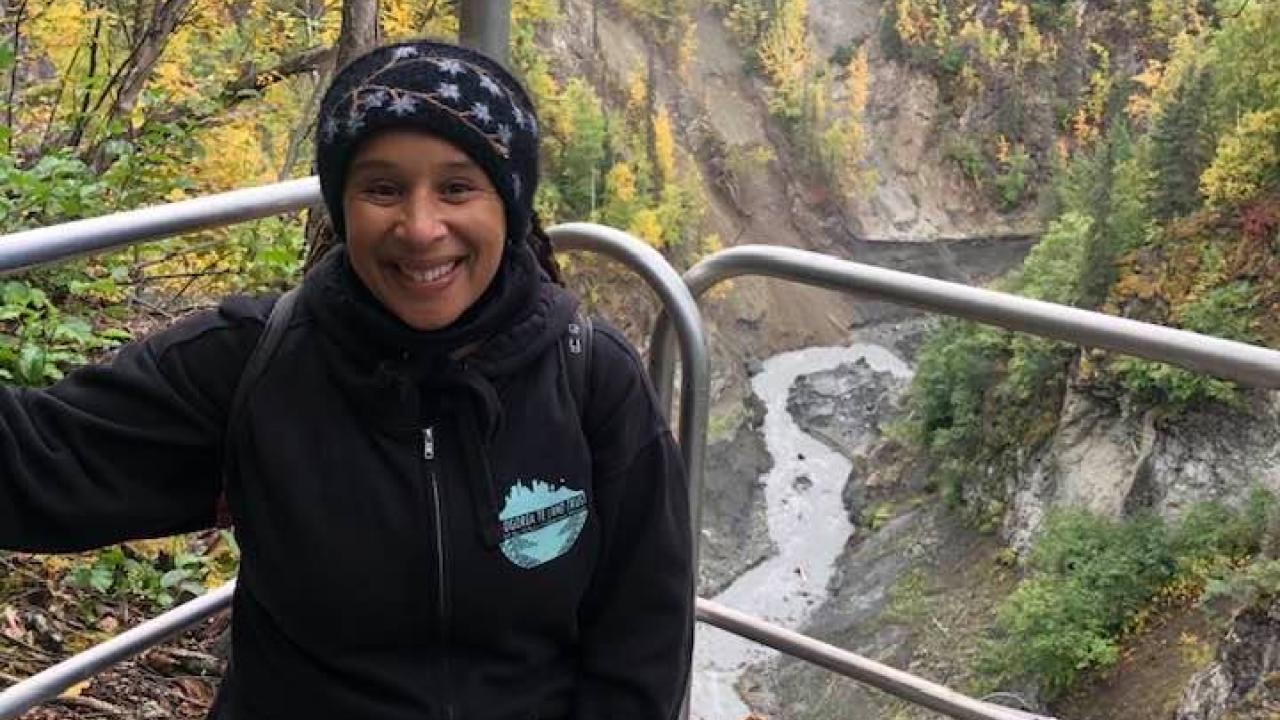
[402,260,457,283]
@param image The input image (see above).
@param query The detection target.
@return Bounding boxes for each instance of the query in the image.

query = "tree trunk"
[77,0,194,168]
[459,0,509,65]
[334,0,379,71]
[106,0,196,133]
[3,0,28,153]
[302,0,380,272]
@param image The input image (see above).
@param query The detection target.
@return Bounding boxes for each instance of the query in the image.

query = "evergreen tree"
[1149,68,1214,220]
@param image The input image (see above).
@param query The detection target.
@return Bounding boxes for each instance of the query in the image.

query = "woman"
[0,39,693,719]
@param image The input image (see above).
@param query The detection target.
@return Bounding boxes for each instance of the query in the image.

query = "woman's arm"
[574,324,694,720]
[0,298,265,553]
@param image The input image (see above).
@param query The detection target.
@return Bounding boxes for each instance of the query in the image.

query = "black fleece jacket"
[0,247,693,719]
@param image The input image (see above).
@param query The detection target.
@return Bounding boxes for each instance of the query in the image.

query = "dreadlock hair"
[527,214,563,286]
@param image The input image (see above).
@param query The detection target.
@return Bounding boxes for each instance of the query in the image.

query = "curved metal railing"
[648,244,1280,417]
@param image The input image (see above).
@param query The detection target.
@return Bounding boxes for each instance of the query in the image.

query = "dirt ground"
[1,550,227,719]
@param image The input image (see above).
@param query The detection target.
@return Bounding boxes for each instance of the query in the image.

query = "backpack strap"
[216,288,299,528]
[562,310,593,421]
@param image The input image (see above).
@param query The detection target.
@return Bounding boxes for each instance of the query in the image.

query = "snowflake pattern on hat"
[323,50,538,163]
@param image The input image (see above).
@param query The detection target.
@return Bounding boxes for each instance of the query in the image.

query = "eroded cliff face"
[806,0,1044,241]
[1004,390,1280,555]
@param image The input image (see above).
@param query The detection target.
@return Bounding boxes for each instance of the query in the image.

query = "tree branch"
[221,44,334,103]
[139,44,335,130]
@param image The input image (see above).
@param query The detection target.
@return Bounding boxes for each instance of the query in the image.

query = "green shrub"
[1173,492,1274,564]
[1203,558,1280,610]
[984,512,1174,697]
[1109,357,1243,410]
[986,495,1278,697]
[947,136,987,186]
[0,280,130,386]
[67,544,213,612]
[995,146,1035,210]
[1178,281,1259,344]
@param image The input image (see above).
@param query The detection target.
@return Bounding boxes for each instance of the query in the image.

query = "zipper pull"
[422,426,435,460]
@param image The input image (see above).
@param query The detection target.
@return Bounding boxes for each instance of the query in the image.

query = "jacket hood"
[299,244,579,433]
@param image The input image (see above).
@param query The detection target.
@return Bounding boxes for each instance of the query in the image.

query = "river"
[691,343,914,719]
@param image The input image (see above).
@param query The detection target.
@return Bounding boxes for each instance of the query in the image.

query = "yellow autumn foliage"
[153,32,202,105]
[628,209,665,248]
[1201,109,1280,206]
[382,1,416,39]
[654,108,677,185]
[758,0,811,112]
[27,0,90,66]
[197,115,275,191]
[626,73,648,118]
[607,162,638,204]
[678,21,697,80]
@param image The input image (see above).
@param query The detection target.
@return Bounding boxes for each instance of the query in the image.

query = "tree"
[1149,68,1213,220]
[758,0,811,118]
[1201,108,1280,207]
[552,78,607,219]
[303,0,381,271]
[653,107,676,187]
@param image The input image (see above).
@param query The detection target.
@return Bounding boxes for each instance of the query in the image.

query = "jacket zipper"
[423,427,456,720]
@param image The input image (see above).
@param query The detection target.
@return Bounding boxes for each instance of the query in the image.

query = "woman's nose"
[398,189,448,244]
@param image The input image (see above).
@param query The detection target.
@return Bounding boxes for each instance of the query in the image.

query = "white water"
[691,344,913,720]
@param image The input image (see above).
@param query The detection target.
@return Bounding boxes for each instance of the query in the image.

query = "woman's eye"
[440,181,477,202]
[362,181,401,200]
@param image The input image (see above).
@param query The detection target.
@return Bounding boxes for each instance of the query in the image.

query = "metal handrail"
[697,600,1052,720]
[548,224,709,564]
[0,583,236,716]
[0,178,320,274]
[0,179,1068,720]
[649,244,1280,415]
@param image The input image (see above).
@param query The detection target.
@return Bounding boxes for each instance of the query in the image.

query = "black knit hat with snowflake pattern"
[316,39,540,244]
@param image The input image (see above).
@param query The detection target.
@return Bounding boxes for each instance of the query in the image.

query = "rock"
[786,359,909,461]
[1144,397,1280,518]
[699,393,776,596]
[1176,598,1280,720]
[1003,389,1280,554]
[874,184,920,230]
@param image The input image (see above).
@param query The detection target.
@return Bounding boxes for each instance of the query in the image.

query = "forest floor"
[1,538,228,719]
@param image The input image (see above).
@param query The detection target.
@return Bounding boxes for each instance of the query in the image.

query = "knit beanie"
[316,40,540,244]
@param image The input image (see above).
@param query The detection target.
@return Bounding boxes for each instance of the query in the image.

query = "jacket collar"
[298,243,579,427]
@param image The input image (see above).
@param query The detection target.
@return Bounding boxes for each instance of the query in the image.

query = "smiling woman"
[343,132,508,330]
[0,39,693,720]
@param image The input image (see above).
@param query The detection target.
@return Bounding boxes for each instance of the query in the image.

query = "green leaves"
[66,545,214,612]
[0,279,130,387]
[0,41,15,73]
[984,500,1276,698]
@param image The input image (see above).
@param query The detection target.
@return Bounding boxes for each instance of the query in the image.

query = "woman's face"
[342,131,507,331]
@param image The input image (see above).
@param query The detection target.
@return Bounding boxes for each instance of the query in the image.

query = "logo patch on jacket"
[498,480,587,569]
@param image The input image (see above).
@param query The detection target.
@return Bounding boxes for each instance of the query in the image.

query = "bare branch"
[221,44,334,102]
[278,66,329,180]
[4,0,29,153]
[138,44,335,131]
